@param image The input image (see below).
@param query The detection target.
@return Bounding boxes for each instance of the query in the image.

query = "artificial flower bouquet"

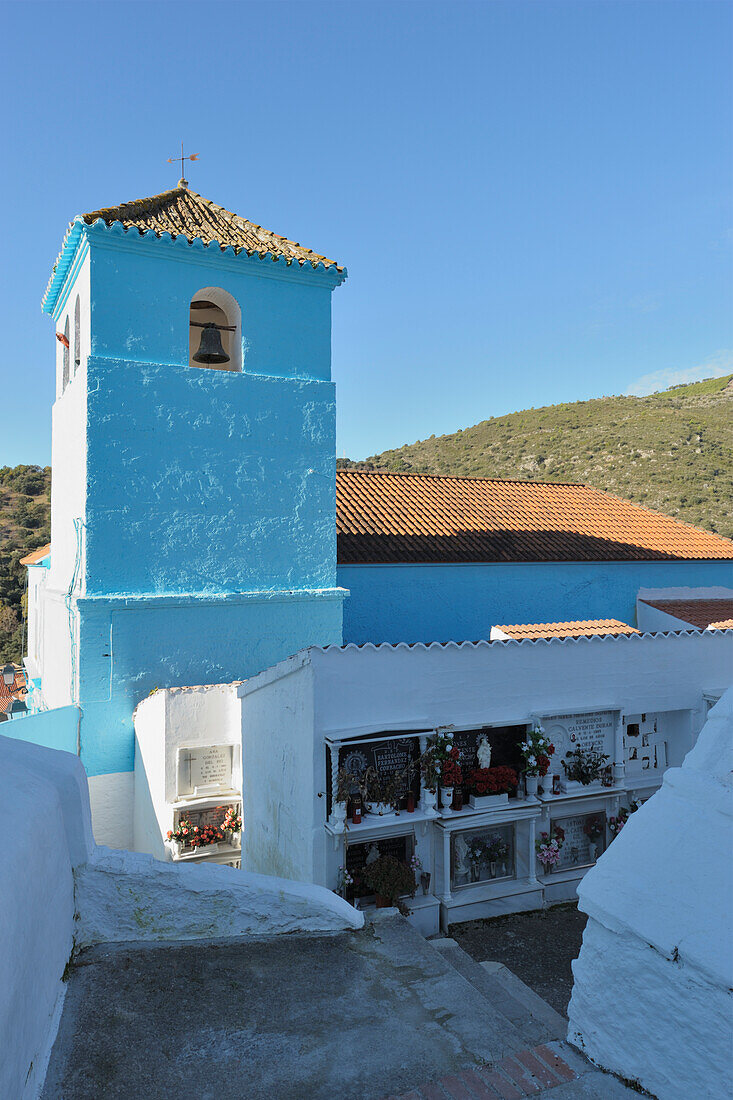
[440,749,463,788]
[519,725,555,777]
[222,807,242,834]
[535,825,565,872]
[608,806,632,838]
[467,765,518,796]
[583,815,605,842]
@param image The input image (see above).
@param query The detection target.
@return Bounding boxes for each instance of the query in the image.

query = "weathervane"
[167,142,198,188]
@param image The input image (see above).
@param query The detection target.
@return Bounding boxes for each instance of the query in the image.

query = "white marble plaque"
[177,743,234,798]
[543,711,615,763]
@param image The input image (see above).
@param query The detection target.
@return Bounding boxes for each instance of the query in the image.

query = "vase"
[422,789,438,817]
[541,860,553,877]
[541,774,554,797]
[526,775,539,799]
[375,893,390,909]
[229,830,241,848]
[451,788,463,812]
[470,862,481,882]
[500,861,508,878]
[588,841,597,862]
[331,801,347,830]
[406,791,415,813]
[441,787,454,811]
[169,839,182,859]
[489,861,497,879]
[420,871,431,896]
[468,792,509,810]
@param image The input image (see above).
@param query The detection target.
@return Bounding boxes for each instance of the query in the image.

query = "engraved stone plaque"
[177,743,235,799]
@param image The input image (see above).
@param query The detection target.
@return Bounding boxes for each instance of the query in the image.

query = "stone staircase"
[41,912,640,1099]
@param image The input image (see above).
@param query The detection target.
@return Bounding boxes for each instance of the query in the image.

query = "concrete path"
[41,914,641,1100]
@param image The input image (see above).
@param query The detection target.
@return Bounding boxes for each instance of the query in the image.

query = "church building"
[17,182,733,929]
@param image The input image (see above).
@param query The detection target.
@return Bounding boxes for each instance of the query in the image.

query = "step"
[430,940,565,1046]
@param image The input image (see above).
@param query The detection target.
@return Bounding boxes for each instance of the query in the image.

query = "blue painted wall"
[84,357,337,596]
[39,221,347,779]
[338,560,733,644]
[78,593,342,775]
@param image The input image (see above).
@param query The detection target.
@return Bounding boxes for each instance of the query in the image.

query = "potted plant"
[440,752,463,812]
[561,743,610,792]
[519,725,555,799]
[222,806,242,847]
[583,815,605,861]
[331,767,355,829]
[362,854,417,915]
[466,765,518,809]
[535,825,565,876]
[420,744,440,816]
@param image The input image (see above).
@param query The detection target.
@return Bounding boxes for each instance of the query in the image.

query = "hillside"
[339,375,733,540]
[0,465,51,663]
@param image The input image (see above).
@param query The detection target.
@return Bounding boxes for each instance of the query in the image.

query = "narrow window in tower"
[62,317,70,392]
[189,288,242,372]
[74,295,81,373]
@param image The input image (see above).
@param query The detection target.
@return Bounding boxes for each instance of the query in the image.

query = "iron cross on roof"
[167,143,199,188]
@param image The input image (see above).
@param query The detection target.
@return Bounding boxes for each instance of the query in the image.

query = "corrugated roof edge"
[320,626,733,651]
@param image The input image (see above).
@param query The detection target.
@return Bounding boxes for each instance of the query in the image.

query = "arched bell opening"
[188,287,242,372]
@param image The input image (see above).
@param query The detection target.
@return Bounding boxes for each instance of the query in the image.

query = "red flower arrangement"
[194,824,225,848]
[538,749,554,777]
[440,748,463,787]
[467,766,518,796]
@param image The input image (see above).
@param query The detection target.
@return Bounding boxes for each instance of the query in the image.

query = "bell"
[193,323,230,365]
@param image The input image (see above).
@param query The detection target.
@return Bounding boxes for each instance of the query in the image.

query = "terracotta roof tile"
[20,543,51,566]
[494,619,640,640]
[0,668,27,714]
[81,187,343,271]
[336,469,733,564]
[639,598,733,629]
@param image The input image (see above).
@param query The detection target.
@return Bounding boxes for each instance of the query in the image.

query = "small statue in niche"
[477,735,492,770]
[453,834,471,885]
[365,843,380,865]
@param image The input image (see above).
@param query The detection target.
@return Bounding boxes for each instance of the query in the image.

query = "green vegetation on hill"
[0,466,51,663]
[338,375,733,540]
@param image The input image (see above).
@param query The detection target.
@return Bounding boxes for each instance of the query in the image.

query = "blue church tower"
[35,181,347,845]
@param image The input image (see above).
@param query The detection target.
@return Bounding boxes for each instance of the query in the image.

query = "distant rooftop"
[491,619,640,641]
[336,469,733,564]
[20,544,51,566]
[639,598,733,630]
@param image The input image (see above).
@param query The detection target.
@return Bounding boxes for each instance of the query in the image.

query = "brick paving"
[387,1042,610,1099]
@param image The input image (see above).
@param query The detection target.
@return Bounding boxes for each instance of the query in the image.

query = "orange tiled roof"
[20,543,51,566]
[639,598,733,629]
[0,667,27,714]
[81,187,343,271]
[495,619,640,641]
[336,469,733,564]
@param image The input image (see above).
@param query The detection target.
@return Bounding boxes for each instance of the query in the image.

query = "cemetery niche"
[344,834,413,901]
[176,742,238,799]
[549,811,606,871]
[450,823,515,889]
[330,733,422,817]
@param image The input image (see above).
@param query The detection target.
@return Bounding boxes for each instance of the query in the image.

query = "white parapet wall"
[568,687,733,1100]
[0,721,363,1100]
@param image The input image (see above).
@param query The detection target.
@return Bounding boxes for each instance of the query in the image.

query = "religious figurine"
[365,843,380,865]
[477,736,492,770]
[452,834,471,885]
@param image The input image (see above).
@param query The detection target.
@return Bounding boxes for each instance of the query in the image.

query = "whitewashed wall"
[240,655,326,883]
[306,631,732,735]
[568,688,733,1099]
[1,717,362,1099]
[133,684,241,855]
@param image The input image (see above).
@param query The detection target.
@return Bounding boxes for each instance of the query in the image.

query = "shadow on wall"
[0,724,362,1100]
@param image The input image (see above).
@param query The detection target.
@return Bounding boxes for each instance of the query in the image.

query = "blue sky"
[2,0,731,465]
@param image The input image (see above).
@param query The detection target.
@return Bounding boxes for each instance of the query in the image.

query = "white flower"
[528,755,536,766]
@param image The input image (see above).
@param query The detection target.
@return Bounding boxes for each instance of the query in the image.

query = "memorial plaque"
[178,803,231,832]
[551,812,604,870]
[335,736,421,811]
[544,711,615,767]
[177,743,235,798]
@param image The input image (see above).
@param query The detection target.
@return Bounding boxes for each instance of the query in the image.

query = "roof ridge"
[336,468,587,488]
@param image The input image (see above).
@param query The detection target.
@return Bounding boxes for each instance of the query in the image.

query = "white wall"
[240,655,324,882]
[568,688,733,1099]
[305,632,732,736]
[0,718,363,1099]
[133,684,241,855]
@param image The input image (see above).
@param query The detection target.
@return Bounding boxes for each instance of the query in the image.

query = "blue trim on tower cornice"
[43,215,347,314]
